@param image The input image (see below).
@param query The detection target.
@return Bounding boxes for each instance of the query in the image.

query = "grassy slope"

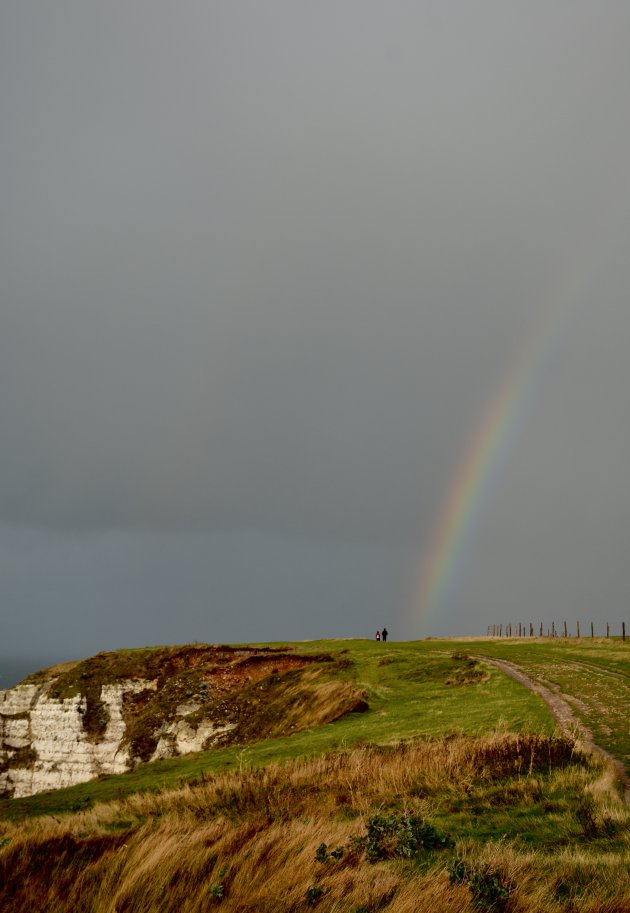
[1,639,629,912]
[1,638,627,821]
[1,737,628,912]
[416,637,630,777]
[1,640,554,819]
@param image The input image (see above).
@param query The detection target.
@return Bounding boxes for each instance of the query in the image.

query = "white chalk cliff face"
[0,679,155,798]
[0,646,345,800]
[0,678,236,798]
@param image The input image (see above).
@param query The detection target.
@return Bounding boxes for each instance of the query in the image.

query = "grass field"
[1,736,628,911]
[419,637,630,778]
[2,638,628,818]
[1,640,557,819]
[1,638,628,912]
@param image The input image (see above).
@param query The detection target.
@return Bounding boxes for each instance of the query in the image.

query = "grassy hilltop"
[1,638,629,912]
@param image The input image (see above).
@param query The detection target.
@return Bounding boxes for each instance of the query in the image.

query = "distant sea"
[0,657,65,690]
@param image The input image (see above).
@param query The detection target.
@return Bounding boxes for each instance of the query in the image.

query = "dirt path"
[481,657,630,806]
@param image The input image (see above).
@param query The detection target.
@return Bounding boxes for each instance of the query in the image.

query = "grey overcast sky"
[2,1,630,672]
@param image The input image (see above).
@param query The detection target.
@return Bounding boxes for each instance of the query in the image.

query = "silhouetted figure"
[381,627,388,642]
[375,630,381,641]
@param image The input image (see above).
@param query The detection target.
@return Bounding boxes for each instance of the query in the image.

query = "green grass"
[2,640,629,913]
[414,637,630,776]
[1,640,556,820]
[2,735,627,913]
[2,637,627,821]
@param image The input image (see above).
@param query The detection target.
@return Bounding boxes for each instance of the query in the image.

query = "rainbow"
[413,186,624,633]
[414,277,591,633]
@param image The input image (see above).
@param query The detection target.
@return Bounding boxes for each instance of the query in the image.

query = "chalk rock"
[0,679,156,798]
[150,713,235,762]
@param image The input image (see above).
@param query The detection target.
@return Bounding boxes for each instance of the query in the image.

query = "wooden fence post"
[607,623,609,639]
[563,621,567,638]
[623,622,626,643]
[577,621,580,638]
[591,622,594,639]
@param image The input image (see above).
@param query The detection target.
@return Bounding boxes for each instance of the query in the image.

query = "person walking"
[381,627,388,642]
[375,630,381,641]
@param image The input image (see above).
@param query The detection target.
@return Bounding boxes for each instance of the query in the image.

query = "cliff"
[0,644,366,798]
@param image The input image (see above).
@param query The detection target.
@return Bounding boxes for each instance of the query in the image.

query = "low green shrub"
[351,813,452,862]
[306,884,324,905]
[314,841,344,863]
[449,857,513,912]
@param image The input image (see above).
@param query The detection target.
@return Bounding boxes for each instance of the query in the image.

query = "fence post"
[591,622,594,639]
[577,621,580,638]
[623,622,626,643]
[607,623,609,639]
[563,621,567,638]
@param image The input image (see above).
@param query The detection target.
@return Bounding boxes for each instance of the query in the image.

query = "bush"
[306,885,324,905]
[448,856,472,885]
[315,842,344,863]
[449,858,513,912]
[350,813,452,862]
[314,842,329,863]
[470,868,512,912]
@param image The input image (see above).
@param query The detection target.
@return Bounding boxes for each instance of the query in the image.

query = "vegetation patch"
[2,638,628,819]
[0,832,127,911]
[445,652,490,685]
[397,651,489,687]
[450,858,514,912]
[191,666,368,750]
[421,637,630,779]
[0,734,627,912]
[349,812,453,861]
[1,746,38,772]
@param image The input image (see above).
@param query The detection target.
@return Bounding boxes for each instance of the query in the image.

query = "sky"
[2,1,630,674]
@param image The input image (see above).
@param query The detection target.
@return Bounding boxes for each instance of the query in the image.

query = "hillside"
[1,639,628,912]
[0,645,365,799]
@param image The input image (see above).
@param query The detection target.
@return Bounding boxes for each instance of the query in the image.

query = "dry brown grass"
[1,733,628,913]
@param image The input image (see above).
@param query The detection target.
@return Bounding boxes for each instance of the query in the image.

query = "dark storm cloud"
[1,2,630,655]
